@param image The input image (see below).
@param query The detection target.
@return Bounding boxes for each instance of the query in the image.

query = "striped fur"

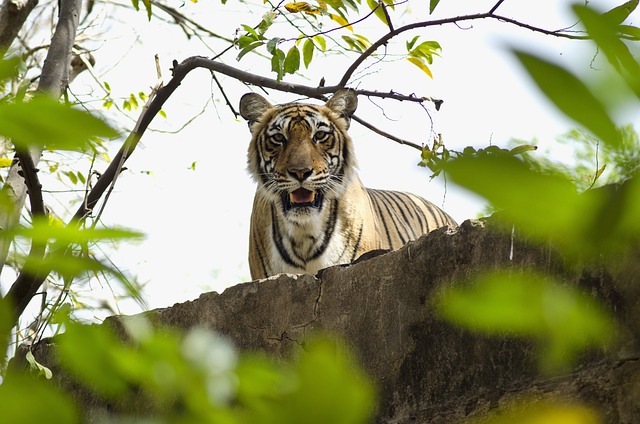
[240,90,457,279]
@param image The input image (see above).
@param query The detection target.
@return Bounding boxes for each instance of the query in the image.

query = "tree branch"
[0,0,38,55]
[1,0,82,330]
[338,11,588,86]
[37,0,82,96]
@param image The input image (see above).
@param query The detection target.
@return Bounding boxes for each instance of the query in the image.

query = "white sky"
[5,0,638,319]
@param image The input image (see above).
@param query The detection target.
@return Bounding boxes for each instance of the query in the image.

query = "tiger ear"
[239,93,272,127]
[325,89,358,124]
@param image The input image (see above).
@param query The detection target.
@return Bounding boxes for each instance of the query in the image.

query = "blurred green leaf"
[0,373,78,423]
[602,0,638,25]
[57,321,134,398]
[619,24,640,39]
[467,399,600,424]
[434,270,615,372]
[445,154,593,247]
[0,97,118,152]
[247,337,376,424]
[513,49,620,148]
[0,57,21,81]
[445,150,640,257]
[15,218,144,245]
[573,4,640,97]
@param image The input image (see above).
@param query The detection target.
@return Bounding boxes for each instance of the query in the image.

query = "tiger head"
[239,90,358,221]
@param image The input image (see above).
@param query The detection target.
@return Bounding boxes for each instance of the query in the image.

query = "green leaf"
[619,24,640,39]
[15,219,144,245]
[237,40,264,61]
[513,49,620,148]
[271,48,286,81]
[129,93,139,109]
[284,45,301,74]
[0,373,78,423]
[26,350,53,379]
[65,171,78,185]
[142,0,152,20]
[603,0,638,25]
[406,35,420,51]
[266,37,283,54]
[314,35,327,51]
[57,322,133,398]
[0,97,118,152]
[0,57,21,81]
[434,270,615,372]
[241,24,262,41]
[444,155,593,246]
[366,0,388,26]
[257,11,277,34]
[130,0,139,11]
[242,337,376,423]
[303,38,315,68]
[341,34,370,52]
[573,5,640,97]
[406,57,433,78]
[429,0,441,14]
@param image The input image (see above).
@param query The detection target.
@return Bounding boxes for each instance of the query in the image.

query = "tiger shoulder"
[239,89,457,280]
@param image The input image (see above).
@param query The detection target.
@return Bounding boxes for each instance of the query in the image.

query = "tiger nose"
[289,167,313,182]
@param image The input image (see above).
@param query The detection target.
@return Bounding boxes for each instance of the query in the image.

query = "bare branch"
[379,1,394,32]
[352,115,422,150]
[488,0,506,14]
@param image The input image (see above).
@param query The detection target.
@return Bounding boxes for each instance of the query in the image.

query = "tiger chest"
[267,212,358,275]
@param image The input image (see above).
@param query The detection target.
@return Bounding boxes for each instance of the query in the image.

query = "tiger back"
[239,90,457,280]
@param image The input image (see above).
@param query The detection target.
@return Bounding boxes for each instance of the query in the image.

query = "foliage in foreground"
[0,1,639,423]
[1,320,375,424]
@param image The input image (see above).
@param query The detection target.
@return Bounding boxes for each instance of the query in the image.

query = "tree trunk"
[0,0,82,311]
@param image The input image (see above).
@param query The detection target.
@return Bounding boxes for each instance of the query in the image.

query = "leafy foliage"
[434,270,615,372]
[2,0,640,423]
[0,97,117,152]
[433,2,640,385]
[50,320,374,423]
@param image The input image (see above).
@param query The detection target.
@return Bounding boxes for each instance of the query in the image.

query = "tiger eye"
[314,131,329,142]
[271,133,286,144]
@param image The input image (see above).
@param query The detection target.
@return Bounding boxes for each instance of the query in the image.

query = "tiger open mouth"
[282,188,323,211]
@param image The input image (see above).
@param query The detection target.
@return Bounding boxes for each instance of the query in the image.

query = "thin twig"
[488,0,506,14]
[351,115,422,150]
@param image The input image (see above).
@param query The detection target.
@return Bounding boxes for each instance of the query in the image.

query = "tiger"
[239,89,457,280]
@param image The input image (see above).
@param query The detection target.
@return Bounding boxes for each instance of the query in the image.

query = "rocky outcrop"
[28,218,640,423]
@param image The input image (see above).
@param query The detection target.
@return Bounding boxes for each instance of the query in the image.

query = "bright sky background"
[5,0,638,320]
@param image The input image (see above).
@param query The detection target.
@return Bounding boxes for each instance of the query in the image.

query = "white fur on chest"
[269,211,351,275]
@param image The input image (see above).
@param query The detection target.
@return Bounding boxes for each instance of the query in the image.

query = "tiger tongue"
[290,188,315,204]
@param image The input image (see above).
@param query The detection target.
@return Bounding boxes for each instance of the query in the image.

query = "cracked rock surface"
[28,218,640,423]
